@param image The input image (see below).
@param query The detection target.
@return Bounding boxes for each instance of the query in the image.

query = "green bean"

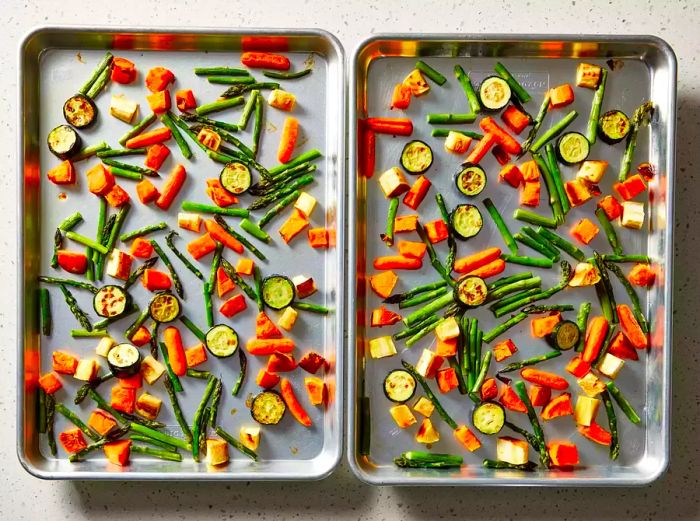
[207,75,255,85]
[292,302,330,315]
[263,68,312,80]
[195,66,249,76]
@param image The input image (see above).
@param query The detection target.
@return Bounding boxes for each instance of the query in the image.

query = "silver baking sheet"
[347,34,675,485]
[18,26,345,480]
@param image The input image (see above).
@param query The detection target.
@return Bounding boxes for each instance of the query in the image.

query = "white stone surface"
[2,0,700,518]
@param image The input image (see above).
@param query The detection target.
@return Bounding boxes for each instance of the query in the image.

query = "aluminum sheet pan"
[347,34,675,486]
[18,26,345,480]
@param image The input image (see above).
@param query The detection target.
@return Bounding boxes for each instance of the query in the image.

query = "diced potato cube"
[240,426,261,451]
[74,359,100,382]
[576,63,602,89]
[206,438,229,466]
[444,131,472,154]
[278,307,298,332]
[577,160,608,184]
[597,353,625,379]
[292,275,317,299]
[577,372,606,397]
[497,436,529,465]
[416,418,440,443]
[415,349,443,379]
[135,392,162,420]
[178,212,202,232]
[568,262,601,287]
[403,69,430,96]
[267,89,296,111]
[369,336,397,359]
[435,317,460,341]
[621,201,645,230]
[574,395,600,426]
[95,336,115,358]
[389,404,417,429]
[378,167,410,198]
[294,192,317,218]
[413,396,435,418]
[110,94,139,123]
[106,249,133,281]
[140,355,165,385]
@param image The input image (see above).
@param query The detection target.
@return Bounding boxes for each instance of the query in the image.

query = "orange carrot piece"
[308,228,330,249]
[163,326,187,376]
[279,209,309,244]
[155,164,186,210]
[205,178,239,207]
[570,218,599,245]
[582,316,609,363]
[145,66,174,92]
[365,117,413,136]
[466,132,497,164]
[130,237,154,259]
[186,233,217,260]
[501,105,531,135]
[241,51,290,70]
[521,368,569,390]
[204,219,244,254]
[368,270,398,299]
[135,178,159,204]
[246,338,295,356]
[628,263,655,287]
[481,377,498,401]
[530,313,561,338]
[397,240,427,260]
[402,175,432,210]
[467,258,506,279]
[52,351,79,375]
[146,89,171,113]
[125,127,172,149]
[144,143,170,170]
[393,215,419,233]
[479,116,522,154]
[277,117,299,164]
[280,378,312,427]
[454,247,502,274]
[47,160,76,185]
[185,343,208,368]
[104,183,131,208]
[617,304,648,349]
[87,164,115,196]
[373,255,422,270]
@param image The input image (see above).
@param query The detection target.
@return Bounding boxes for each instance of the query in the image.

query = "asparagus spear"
[252,92,263,158]
[492,262,573,317]
[454,65,481,113]
[545,143,570,215]
[247,174,314,211]
[393,315,439,340]
[498,351,561,373]
[605,261,649,332]
[85,65,110,99]
[426,113,476,124]
[129,435,178,452]
[72,141,110,161]
[187,369,213,380]
[415,60,447,85]
[220,82,279,99]
[58,284,92,331]
[521,227,560,258]
[536,227,586,262]
[55,402,101,441]
[75,374,114,405]
[606,381,641,424]
[436,194,457,272]
[96,148,147,158]
[514,233,559,261]
[489,288,540,312]
[39,288,51,336]
[69,439,108,462]
[78,52,113,95]
[593,252,618,325]
[601,390,620,460]
[415,223,452,285]
[164,379,192,442]
[513,381,550,468]
[488,272,533,290]
[220,259,258,302]
[483,459,537,471]
[101,158,158,177]
[195,96,245,116]
[401,360,457,430]
[399,287,450,309]
[231,348,247,397]
[513,209,558,229]
[257,190,300,229]
[403,292,455,327]
[208,378,223,428]
[253,265,265,312]
[129,423,191,451]
[494,62,531,103]
[520,93,550,155]
[151,239,184,298]
[179,315,206,343]
[586,68,608,144]
[384,280,448,304]
[124,257,158,290]
[118,113,157,146]
[165,231,204,280]
[238,89,259,130]
[179,111,239,133]
[194,66,249,76]
[504,421,540,450]
[595,207,623,255]
[484,198,518,255]
[263,69,313,80]
[192,377,217,461]
[532,151,564,225]
[530,110,578,153]
[120,222,168,242]
[292,302,330,315]
[215,426,259,461]
[575,302,592,353]
[249,163,314,196]
[501,254,553,269]
[381,197,399,246]
[46,394,57,456]
[159,342,183,393]
[213,215,266,261]
[394,451,463,469]
[405,317,446,347]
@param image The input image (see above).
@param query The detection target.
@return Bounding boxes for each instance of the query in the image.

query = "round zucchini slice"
[261,275,295,310]
[47,124,82,159]
[205,324,239,358]
[450,204,483,240]
[556,132,590,165]
[63,94,97,129]
[148,292,181,323]
[93,285,129,318]
[383,369,417,403]
[251,390,286,425]
[472,402,505,435]
[400,140,433,175]
[454,275,488,307]
[598,110,631,145]
[107,343,142,378]
[455,163,487,197]
[220,161,252,195]
[479,76,511,111]
[547,320,580,351]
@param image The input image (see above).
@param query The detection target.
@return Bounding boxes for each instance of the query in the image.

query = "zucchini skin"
[63,94,98,129]
[455,164,487,197]
[597,110,631,145]
[556,132,590,165]
[204,324,239,358]
[478,76,512,111]
[107,343,142,378]
[250,390,286,425]
[454,275,488,307]
[261,275,296,310]
[472,401,505,435]
[400,140,433,175]
[383,369,417,403]
[47,125,82,160]
[450,204,483,240]
[547,320,580,350]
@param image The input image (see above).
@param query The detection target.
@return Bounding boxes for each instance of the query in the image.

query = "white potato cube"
[435,317,460,341]
[369,336,397,359]
[106,249,133,281]
[574,395,600,426]
[415,349,442,378]
[621,201,645,230]
[110,94,139,123]
[292,275,317,299]
[206,438,229,466]
[444,131,472,154]
[597,353,625,379]
[95,336,115,358]
[178,212,201,232]
[294,192,317,218]
[140,355,166,385]
[278,307,298,332]
[267,89,296,111]
[378,167,410,198]
[497,437,529,465]
[74,359,100,382]
[577,160,608,184]
[240,426,261,451]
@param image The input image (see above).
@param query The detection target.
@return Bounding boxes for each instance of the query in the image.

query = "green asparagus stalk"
[492,262,572,317]
[72,141,110,161]
[239,219,271,242]
[75,375,113,405]
[165,231,204,280]
[46,394,57,456]
[483,311,528,343]
[537,227,586,261]
[263,68,313,80]
[257,190,300,229]
[124,308,149,341]
[520,93,551,155]
[415,224,452,284]
[150,240,184,298]
[179,316,206,343]
[195,66,249,76]
[252,92,263,158]
[384,280,447,304]
[401,361,457,430]
[393,315,439,340]
[214,426,259,461]
[598,254,652,264]
[601,390,620,460]
[521,227,560,258]
[164,379,192,441]
[195,96,245,116]
[249,163,315,196]
[124,257,158,290]
[605,262,648,332]
[96,148,147,158]
[488,272,533,290]
[513,381,550,468]
[78,52,113,95]
[220,82,278,99]
[501,254,553,269]
[426,113,476,124]
[50,229,62,269]
[513,209,558,229]
[101,158,158,177]
[575,302,592,352]
[619,102,655,181]
[399,287,450,309]
[187,369,213,380]
[494,62,531,103]
[86,65,111,99]
[207,75,255,85]
[129,434,178,452]
[231,348,247,397]
[484,198,518,255]
[470,351,492,398]
[394,451,463,469]
[253,265,265,312]
[117,222,167,243]
[586,68,608,144]
[483,459,537,471]
[204,283,214,328]
[593,252,618,325]
[69,439,108,462]
[403,291,455,327]
[118,113,157,146]
[606,381,641,424]
[192,376,217,461]
[531,110,578,153]
[131,444,183,462]
[58,284,92,331]
[38,388,47,434]
[514,233,559,261]
[504,421,540,451]
[381,197,399,246]
[545,143,570,215]
[55,402,101,441]
[220,259,258,302]
[70,329,109,338]
[129,422,191,451]
[415,60,447,85]
[237,90,260,130]
[208,378,223,428]
[40,288,51,336]
[159,342,183,393]
[490,288,540,311]
[595,207,623,255]
[180,201,249,218]
[532,151,564,225]
[498,351,561,373]
[405,317,445,348]
[453,65,481,113]
[247,174,314,211]
[291,302,330,315]
[178,111,239,133]
[213,215,266,261]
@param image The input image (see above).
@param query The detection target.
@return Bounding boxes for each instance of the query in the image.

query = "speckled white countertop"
[2,0,700,518]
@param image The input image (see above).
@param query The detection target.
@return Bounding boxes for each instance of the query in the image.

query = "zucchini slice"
[93,285,129,318]
[547,320,580,351]
[454,275,488,307]
[107,343,142,378]
[205,324,239,358]
[261,275,295,310]
[556,132,590,165]
[450,204,483,240]
[220,162,252,195]
[251,390,286,425]
[47,124,82,159]
[455,163,487,197]
[472,402,505,435]
[400,140,433,175]
[383,369,417,403]
[148,292,181,323]
[63,94,97,129]
[479,76,511,111]
[598,110,631,145]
